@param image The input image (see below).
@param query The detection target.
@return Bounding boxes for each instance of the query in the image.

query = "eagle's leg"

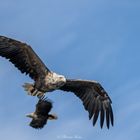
[22,83,45,98]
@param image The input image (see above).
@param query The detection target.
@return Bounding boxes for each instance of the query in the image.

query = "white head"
[45,72,66,90]
[26,112,37,119]
[51,72,66,87]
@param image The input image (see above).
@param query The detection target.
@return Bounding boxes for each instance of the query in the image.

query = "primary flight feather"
[0,36,114,129]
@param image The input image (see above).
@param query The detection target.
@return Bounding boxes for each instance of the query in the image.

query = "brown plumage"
[0,35,114,129]
[0,36,50,80]
[27,98,57,129]
[60,79,113,128]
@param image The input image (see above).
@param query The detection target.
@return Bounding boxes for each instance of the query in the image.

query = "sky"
[0,0,140,140]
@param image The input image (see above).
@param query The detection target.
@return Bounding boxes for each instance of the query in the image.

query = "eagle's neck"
[44,72,66,91]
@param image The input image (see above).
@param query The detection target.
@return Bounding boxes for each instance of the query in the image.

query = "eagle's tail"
[48,113,58,120]
[23,83,44,98]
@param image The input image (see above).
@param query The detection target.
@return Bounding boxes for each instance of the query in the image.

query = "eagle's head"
[52,72,66,86]
[45,72,66,91]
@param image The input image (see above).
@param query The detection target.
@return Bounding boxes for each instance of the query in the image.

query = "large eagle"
[0,36,114,129]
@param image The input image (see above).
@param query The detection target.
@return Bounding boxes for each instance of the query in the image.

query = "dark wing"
[35,98,53,116]
[29,116,47,129]
[29,98,52,129]
[0,36,50,81]
[60,79,114,129]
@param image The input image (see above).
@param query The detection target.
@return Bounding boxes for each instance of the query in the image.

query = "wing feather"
[0,36,50,81]
[93,107,99,126]
[60,79,114,129]
[100,106,105,128]
[35,98,52,116]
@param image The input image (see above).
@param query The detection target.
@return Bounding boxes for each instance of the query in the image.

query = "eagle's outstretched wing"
[0,36,50,81]
[35,98,53,116]
[60,79,114,129]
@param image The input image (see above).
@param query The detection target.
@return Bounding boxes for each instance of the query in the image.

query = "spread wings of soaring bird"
[0,36,114,129]
[27,97,57,129]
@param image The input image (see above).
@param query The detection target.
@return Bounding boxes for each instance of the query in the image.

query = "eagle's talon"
[37,92,45,99]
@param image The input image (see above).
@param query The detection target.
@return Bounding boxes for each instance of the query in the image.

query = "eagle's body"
[0,36,114,129]
[27,98,57,129]
[23,72,66,97]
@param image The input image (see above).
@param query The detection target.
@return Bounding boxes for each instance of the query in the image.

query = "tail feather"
[48,114,58,120]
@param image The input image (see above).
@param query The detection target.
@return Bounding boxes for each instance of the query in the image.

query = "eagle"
[27,97,57,129]
[0,36,114,129]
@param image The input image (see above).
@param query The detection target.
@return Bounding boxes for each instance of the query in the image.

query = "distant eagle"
[27,97,57,129]
[0,36,114,129]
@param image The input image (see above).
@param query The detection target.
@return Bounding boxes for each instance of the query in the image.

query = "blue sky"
[0,0,140,140]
